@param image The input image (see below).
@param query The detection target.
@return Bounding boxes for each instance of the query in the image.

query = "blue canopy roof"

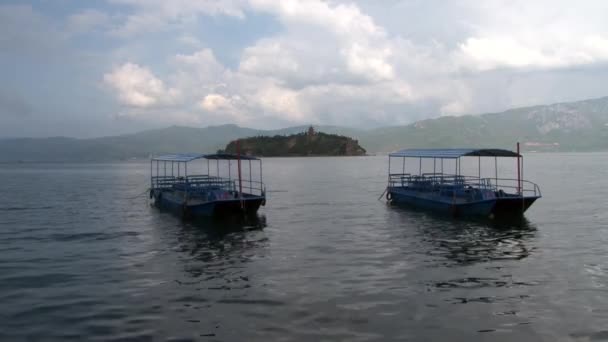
[152,153,260,162]
[389,148,520,159]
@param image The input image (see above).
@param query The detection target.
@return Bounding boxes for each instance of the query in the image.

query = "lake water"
[1,154,608,341]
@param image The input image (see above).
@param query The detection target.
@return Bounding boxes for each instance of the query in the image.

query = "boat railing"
[151,176,179,189]
[389,173,541,197]
[152,175,265,197]
[235,179,266,197]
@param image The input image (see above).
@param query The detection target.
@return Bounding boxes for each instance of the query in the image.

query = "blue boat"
[149,153,266,218]
[385,147,541,218]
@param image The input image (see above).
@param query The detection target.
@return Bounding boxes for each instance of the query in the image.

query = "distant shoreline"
[2,150,608,164]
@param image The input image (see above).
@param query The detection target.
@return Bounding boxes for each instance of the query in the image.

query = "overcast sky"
[2,0,608,137]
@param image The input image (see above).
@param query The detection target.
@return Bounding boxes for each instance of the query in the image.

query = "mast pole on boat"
[521,155,524,194]
[452,157,457,209]
[388,155,391,184]
[494,157,498,192]
[184,161,188,203]
[517,142,521,195]
[237,140,243,203]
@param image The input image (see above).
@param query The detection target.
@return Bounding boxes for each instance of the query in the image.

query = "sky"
[2,0,608,138]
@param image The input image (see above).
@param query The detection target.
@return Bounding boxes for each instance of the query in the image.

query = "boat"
[384,146,541,218]
[149,153,266,218]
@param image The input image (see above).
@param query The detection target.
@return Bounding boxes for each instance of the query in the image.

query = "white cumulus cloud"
[104,63,179,108]
[98,0,608,128]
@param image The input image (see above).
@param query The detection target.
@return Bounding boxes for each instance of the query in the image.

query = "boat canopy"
[389,148,520,159]
[152,153,260,162]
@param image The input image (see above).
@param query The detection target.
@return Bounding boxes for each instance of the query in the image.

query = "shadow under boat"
[177,212,268,234]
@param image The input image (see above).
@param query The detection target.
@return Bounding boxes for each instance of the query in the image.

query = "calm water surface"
[1,154,608,341]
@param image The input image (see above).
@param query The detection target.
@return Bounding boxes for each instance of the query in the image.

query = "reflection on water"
[180,213,268,236]
[388,206,536,267]
[423,219,536,267]
[173,214,268,284]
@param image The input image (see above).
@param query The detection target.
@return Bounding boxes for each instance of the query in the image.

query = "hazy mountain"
[357,96,608,152]
[1,97,607,162]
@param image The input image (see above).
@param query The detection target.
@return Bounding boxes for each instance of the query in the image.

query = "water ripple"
[1,155,607,340]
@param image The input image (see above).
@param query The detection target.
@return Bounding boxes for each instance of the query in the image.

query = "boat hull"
[389,188,495,217]
[493,196,539,217]
[388,187,538,218]
[153,190,264,218]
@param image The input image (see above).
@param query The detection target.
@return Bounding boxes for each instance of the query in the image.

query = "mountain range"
[1,96,607,162]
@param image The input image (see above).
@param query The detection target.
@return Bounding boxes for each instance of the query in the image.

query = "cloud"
[455,0,608,71]
[199,94,232,111]
[0,91,33,117]
[67,9,111,34]
[100,0,467,127]
[103,63,179,107]
[458,35,608,71]
[248,0,395,82]
[108,0,246,36]
[0,4,68,58]
[8,0,606,138]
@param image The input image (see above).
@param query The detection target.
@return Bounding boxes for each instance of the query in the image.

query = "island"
[221,126,366,157]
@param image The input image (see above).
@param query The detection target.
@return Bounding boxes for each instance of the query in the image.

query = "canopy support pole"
[388,156,391,185]
[521,156,525,194]
[517,142,521,195]
[237,140,243,208]
[494,157,498,192]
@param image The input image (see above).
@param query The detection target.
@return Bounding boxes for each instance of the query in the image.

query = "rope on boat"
[378,187,388,201]
[126,188,150,200]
